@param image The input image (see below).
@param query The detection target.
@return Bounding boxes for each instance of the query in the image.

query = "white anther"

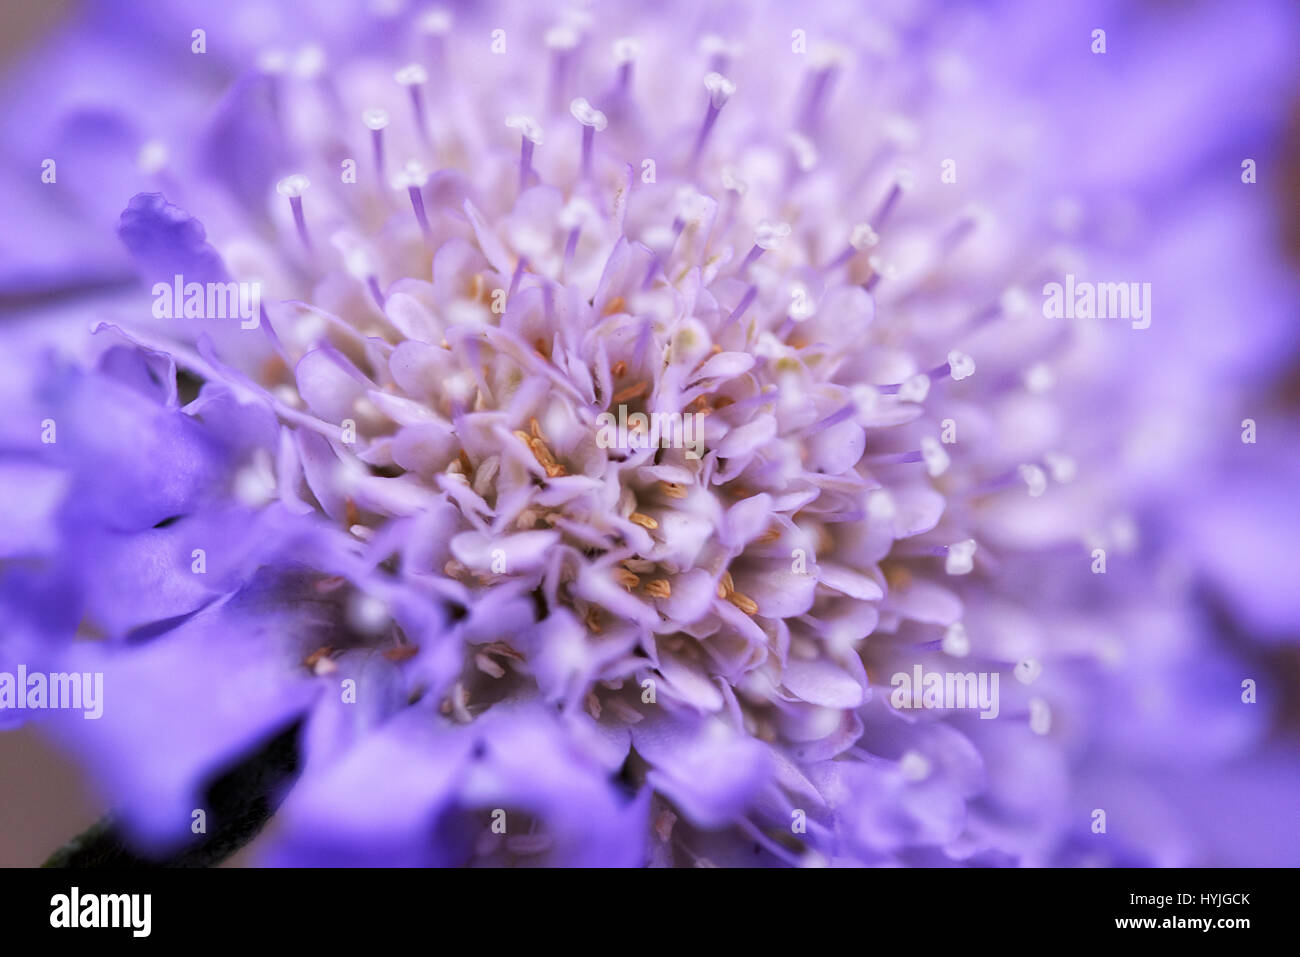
[755,220,791,250]
[613,37,641,64]
[1044,452,1076,483]
[899,750,932,782]
[920,436,950,478]
[545,24,580,50]
[945,539,977,576]
[362,107,390,131]
[1000,286,1030,318]
[569,97,607,131]
[850,223,879,250]
[882,115,920,148]
[275,174,311,198]
[418,9,452,34]
[391,159,429,189]
[811,43,849,70]
[787,132,818,172]
[947,349,975,381]
[703,72,736,108]
[1028,697,1052,735]
[867,255,896,279]
[344,246,376,280]
[721,165,747,195]
[865,487,895,520]
[1109,515,1138,551]
[1019,463,1047,497]
[942,622,970,657]
[257,48,289,74]
[295,45,326,78]
[233,454,277,507]
[394,63,428,86]
[137,140,168,174]
[1024,362,1054,393]
[899,373,930,404]
[699,34,740,58]
[559,197,596,230]
[1015,657,1042,685]
[674,186,709,223]
[506,113,544,145]
[347,592,390,636]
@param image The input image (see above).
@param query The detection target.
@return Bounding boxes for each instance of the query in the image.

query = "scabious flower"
[2,0,1298,867]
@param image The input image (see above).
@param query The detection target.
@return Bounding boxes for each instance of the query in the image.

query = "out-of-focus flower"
[1,0,1297,867]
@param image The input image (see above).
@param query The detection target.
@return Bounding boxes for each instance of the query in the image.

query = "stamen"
[394,63,431,145]
[941,349,976,381]
[1044,451,1076,483]
[612,37,639,95]
[643,188,702,288]
[899,750,932,782]
[137,140,168,175]
[1028,697,1052,735]
[690,72,735,169]
[276,174,312,252]
[137,139,182,196]
[418,9,453,79]
[724,284,757,327]
[258,47,289,129]
[863,254,896,292]
[611,380,648,404]
[799,46,845,133]
[866,450,924,466]
[871,168,915,233]
[944,539,977,576]
[825,222,879,271]
[1000,286,1031,319]
[506,114,544,194]
[475,653,506,678]
[805,402,855,436]
[392,160,432,238]
[629,511,658,530]
[920,436,950,477]
[727,590,759,615]
[507,256,528,301]
[562,222,581,277]
[699,34,738,74]
[898,373,930,403]
[738,220,790,275]
[941,622,970,657]
[570,97,607,178]
[295,45,341,120]
[363,107,390,182]
[344,245,386,309]
[547,25,581,114]
[786,131,819,179]
[880,350,974,395]
[940,206,987,254]
[1018,463,1048,497]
